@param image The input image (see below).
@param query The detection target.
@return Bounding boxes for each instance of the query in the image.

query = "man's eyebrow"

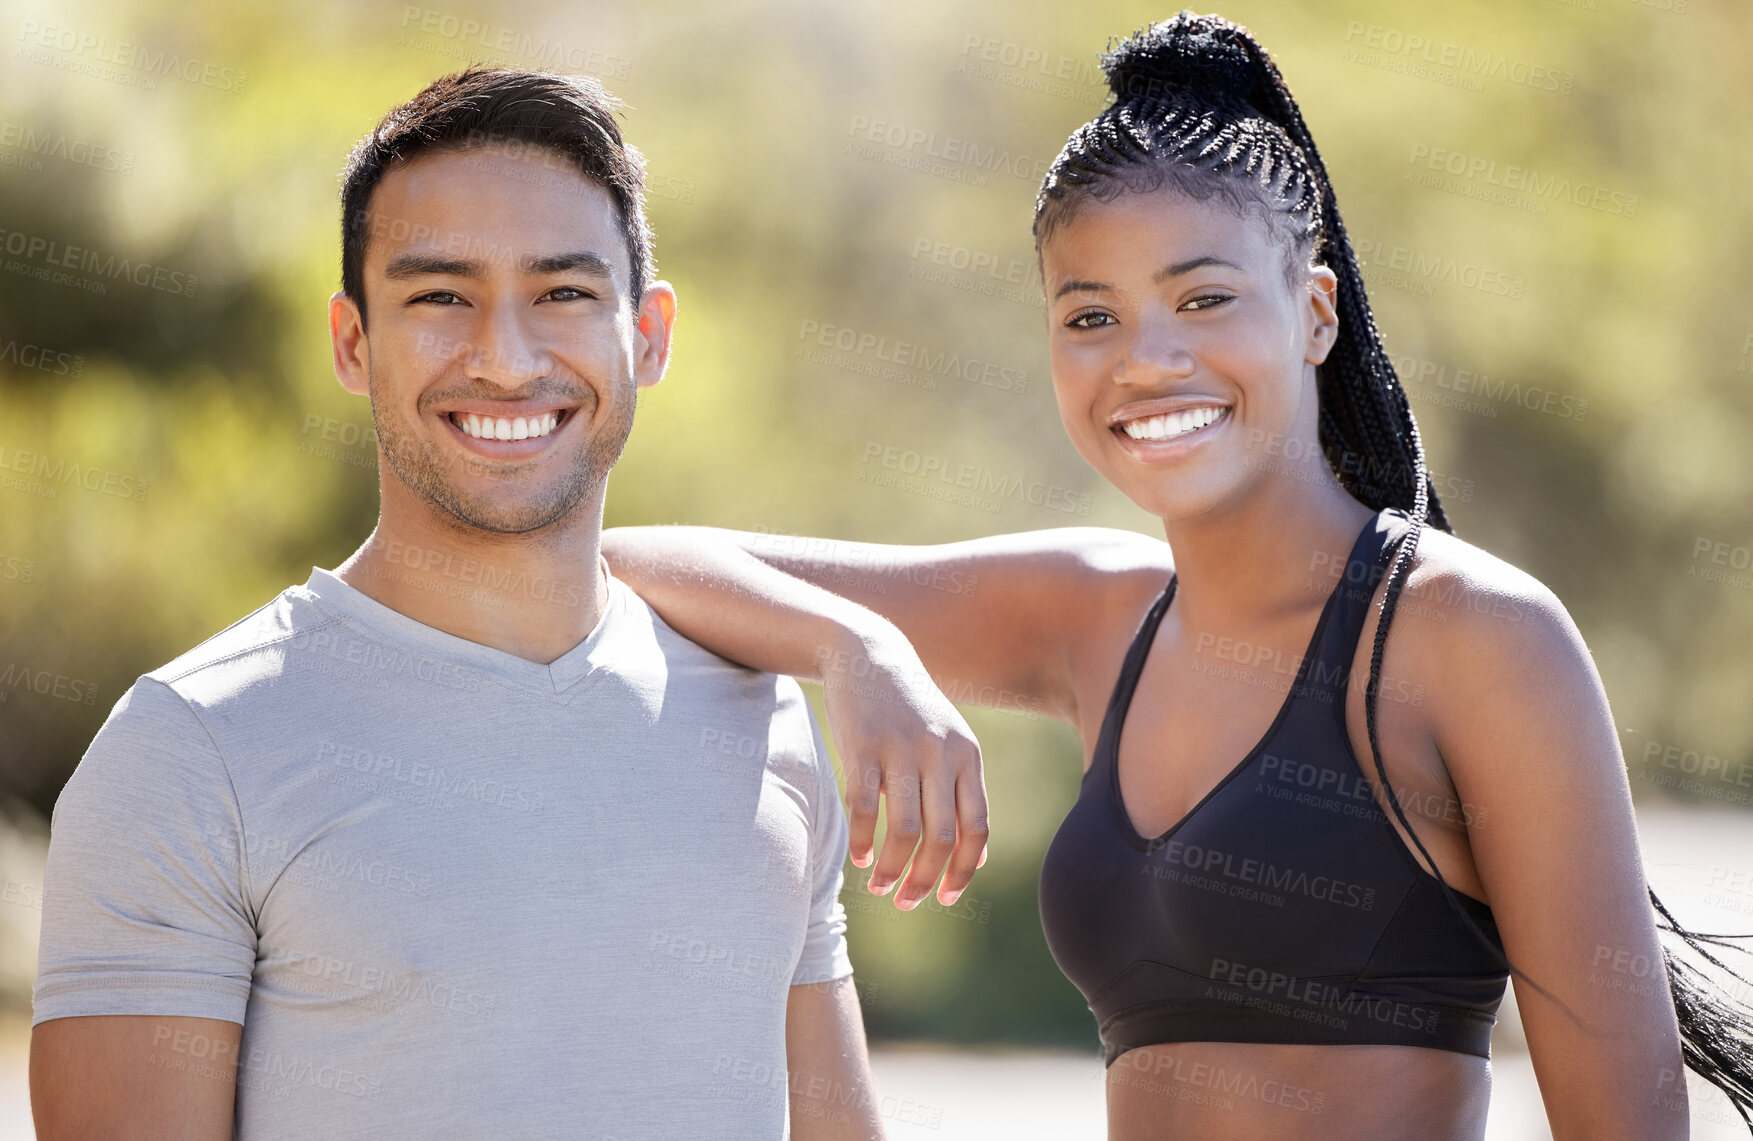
[1153,255,1244,283]
[521,251,615,278]
[380,250,617,280]
[383,252,483,280]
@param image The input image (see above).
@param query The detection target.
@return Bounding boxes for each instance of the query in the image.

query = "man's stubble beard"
[367,364,635,536]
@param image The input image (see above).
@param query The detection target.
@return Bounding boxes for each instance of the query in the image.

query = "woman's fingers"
[894,767,959,910]
[938,748,990,906]
[865,751,920,898]
[817,633,990,909]
[842,747,882,869]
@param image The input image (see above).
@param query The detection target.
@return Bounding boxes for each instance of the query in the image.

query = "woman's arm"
[1406,556,1686,1140]
[600,524,1172,909]
[603,524,1175,725]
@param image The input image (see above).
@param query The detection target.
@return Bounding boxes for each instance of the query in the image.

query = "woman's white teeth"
[1121,405,1227,441]
[457,412,560,441]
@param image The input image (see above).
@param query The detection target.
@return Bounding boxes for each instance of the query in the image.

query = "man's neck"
[333,484,610,667]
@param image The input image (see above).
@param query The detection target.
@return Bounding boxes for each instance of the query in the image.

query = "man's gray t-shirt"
[33,567,853,1139]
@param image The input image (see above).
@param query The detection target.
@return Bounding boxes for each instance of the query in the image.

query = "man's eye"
[1066,310,1115,329]
[1183,294,1233,312]
[412,291,464,306]
[543,286,595,302]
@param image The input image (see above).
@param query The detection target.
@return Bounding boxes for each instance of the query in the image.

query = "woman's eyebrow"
[1153,254,1243,283]
[1052,278,1111,300]
[1052,255,1245,300]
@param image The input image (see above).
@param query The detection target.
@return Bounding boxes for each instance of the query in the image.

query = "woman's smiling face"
[1041,187,1339,523]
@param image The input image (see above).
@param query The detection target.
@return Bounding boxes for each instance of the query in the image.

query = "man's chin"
[426,486,599,536]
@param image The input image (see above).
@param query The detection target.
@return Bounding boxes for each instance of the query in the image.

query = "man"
[28,66,983,1139]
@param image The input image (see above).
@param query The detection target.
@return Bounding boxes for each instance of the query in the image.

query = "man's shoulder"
[143,582,335,704]
[606,574,792,689]
[606,575,817,731]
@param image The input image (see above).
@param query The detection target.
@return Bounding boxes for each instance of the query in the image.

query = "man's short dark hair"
[339,66,654,329]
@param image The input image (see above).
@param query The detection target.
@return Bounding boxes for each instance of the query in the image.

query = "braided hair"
[1034,10,1753,1129]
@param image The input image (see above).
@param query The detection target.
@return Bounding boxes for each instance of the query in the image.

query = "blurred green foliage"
[2,0,1750,1043]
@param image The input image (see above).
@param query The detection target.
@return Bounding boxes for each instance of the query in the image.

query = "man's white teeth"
[1121,405,1227,441]
[457,412,560,441]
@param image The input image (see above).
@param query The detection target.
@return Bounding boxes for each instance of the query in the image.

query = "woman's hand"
[816,625,990,910]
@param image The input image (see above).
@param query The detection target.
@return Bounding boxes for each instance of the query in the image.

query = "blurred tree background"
[2,0,1750,1049]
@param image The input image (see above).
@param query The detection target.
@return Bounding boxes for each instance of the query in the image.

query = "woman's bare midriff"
[1104,1041,1491,1141]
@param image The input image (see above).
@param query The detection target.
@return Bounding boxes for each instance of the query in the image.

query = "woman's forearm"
[601,525,893,681]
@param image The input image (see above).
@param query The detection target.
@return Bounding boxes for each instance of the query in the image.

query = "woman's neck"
[1160,472,1379,632]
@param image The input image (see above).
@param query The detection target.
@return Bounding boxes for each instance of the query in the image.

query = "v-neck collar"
[293,563,627,700]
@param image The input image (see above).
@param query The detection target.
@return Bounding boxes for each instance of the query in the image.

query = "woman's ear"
[1303,264,1340,367]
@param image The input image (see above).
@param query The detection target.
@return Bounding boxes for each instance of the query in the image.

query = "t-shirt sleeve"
[790,699,853,986]
[32,677,258,1027]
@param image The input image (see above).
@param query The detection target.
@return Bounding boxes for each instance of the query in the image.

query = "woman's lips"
[1110,404,1232,460]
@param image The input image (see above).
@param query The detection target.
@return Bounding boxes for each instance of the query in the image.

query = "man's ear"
[633,281,678,390]
[1303,265,1340,367]
[330,291,370,396]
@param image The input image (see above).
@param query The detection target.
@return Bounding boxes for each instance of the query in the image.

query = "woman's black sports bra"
[1039,508,1511,1067]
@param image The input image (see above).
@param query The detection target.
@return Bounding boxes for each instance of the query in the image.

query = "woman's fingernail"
[941,890,962,906]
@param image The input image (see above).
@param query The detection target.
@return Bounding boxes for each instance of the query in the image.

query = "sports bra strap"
[1310,508,1416,700]
[1090,510,1415,772]
[1089,575,1176,779]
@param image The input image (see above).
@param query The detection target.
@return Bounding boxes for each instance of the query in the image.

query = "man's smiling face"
[333,144,668,536]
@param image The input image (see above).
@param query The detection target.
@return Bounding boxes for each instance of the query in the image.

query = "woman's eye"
[1182,293,1233,312]
[1065,310,1115,329]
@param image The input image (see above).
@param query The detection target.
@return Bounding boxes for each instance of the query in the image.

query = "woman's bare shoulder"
[1388,525,1598,719]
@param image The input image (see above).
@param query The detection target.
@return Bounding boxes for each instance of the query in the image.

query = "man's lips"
[437,404,579,455]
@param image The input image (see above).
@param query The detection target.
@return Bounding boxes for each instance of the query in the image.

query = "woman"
[603,13,1753,1138]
